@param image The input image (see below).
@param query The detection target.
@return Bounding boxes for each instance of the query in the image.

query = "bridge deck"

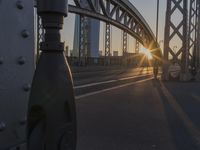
[75,68,200,150]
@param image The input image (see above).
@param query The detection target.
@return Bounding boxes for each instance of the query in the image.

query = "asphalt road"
[73,67,200,150]
[73,67,153,96]
[73,66,152,86]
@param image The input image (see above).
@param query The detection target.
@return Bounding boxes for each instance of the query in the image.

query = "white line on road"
[75,77,153,100]
[118,73,152,81]
[74,73,152,89]
[74,80,116,89]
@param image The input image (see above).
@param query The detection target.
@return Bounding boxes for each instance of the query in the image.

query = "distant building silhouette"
[73,0,100,58]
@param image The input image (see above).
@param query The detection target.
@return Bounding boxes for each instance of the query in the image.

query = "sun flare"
[139,47,153,60]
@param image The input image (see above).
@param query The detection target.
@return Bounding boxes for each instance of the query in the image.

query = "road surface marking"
[160,82,200,147]
[75,77,153,100]
[74,80,116,89]
[74,74,152,89]
[118,74,151,81]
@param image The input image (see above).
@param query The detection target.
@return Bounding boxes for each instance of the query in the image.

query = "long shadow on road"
[153,80,200,150]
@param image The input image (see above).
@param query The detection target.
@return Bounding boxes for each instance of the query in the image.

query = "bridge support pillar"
[163,0,190,81]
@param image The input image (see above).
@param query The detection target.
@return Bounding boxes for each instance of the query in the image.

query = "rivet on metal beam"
[23,84,31,92]
[21,30,29,38]
[18,56,25,65]
[16,1,24,9]
[0,122,6,132]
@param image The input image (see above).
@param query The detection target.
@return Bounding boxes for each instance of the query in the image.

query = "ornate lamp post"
[27,0,77,149]
[153,0,160,79]
[156,0,160,43]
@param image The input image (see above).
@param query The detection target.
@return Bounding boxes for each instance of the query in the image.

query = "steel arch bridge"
[69,0,155,46]
[37,0,161,55]
[0,0,161,150]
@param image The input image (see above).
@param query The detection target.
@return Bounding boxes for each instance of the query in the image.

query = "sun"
[139,47,153,60]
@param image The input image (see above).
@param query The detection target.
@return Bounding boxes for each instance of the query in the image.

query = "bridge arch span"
[68,0,157,48]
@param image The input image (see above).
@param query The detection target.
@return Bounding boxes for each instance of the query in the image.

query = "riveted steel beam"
[0,0,34,149]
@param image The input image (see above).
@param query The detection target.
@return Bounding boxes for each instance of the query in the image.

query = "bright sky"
[62,0,167,54]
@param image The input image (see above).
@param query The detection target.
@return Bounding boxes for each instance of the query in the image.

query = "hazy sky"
[62,0,167,53]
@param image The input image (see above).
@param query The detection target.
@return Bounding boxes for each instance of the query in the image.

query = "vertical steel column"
[79,15,90,65]
[122,31,128,55]
[37,16,45,61]
[36,15,44,61]
[188,0,198,76]
[104,23,111,65]
[28,0,77,150]
[79,15,87,65]
[135,40,140,53]
[122,31,128,65]
[163,0,189,81]
[196,0,200,69]
[181,0,189,80]
[0,0,34,149]
[156,0,160,43]
[85,17,90,65]
[188,0,197,61]
[78,0,92,66]
[163,0,171,65]
[35,0,45,62]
